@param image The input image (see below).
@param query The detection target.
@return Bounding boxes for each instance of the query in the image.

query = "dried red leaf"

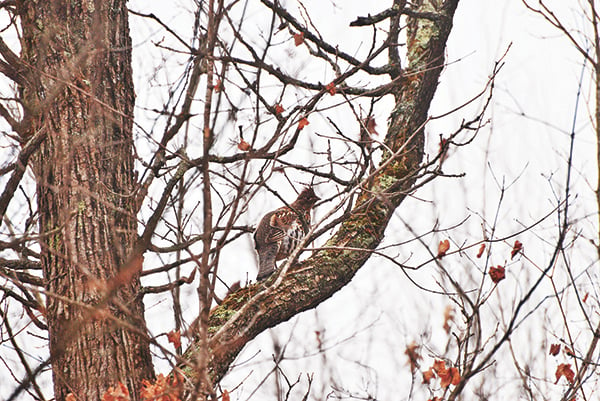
[555,363,575,384]
[325,82,336,95]
[365,116,378,136]
[222,390,230,401]
[237,138,251,151]
[167,330,181,349]
[440,367,461,387]
[549,343,561,356]
[214,79,222,93]
[476,243,485,258]
[430,359,460,388]
[404,341,421,372]
[422,367,435,384]
[66,394,77,401]
[293,32,304,46]
[432,359,447,375]
[141,374,181,401]
[443,305,454,333]
[274,104,284,115]
[437,240,450,258]
[451,367,461,385]
[102,382,130,401]
[298,117,309,130]
[583,292,589,303]
[511,240,523,259]
[489,265,505,284]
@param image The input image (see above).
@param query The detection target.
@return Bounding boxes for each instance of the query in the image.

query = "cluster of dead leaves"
[98,383,130,401]
[140,374,182,401]
[422,360,461,388]
[77,374,183,401]
[436,239,525,285]
[405,344,461,390]
[549,343,576,386]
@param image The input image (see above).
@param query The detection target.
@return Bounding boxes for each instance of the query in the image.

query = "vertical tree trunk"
[18,0,154,399]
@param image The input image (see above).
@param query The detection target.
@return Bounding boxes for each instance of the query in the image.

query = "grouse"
[253,188,320,280]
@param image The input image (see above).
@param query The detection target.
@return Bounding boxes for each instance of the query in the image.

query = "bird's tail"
[256,243,279,280]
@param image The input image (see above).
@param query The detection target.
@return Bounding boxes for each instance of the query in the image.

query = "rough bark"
[180,0,461,385]
[18,0,154,399]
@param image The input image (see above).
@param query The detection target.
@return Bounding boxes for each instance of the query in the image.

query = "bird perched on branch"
[254,188,320,281]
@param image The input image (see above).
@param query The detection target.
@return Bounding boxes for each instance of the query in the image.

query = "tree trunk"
[18,0,154,399]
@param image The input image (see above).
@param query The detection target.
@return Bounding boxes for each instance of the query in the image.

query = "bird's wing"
[265,209,295,242]
[256,242,280,280]
[254,210,285,246]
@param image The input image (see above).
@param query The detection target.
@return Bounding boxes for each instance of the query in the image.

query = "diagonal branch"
[178,0,461,385]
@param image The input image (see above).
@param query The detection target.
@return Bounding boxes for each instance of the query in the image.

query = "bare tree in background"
[1,0,564,400]
[502,1,600,400]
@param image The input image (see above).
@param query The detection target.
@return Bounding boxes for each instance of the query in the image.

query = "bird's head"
[292,187,320,210]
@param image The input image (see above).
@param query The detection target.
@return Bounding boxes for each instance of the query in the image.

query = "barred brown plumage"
[253,188,320,280]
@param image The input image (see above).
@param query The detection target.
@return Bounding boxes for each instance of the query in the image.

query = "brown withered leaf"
[140,373,181,401]
[422,367,435,384]
[298,117,309,130]
[440,367,461,388]
[476,243,485,258]
[437,239,450,258]
[364,116,378,136]
[511,240,523,259]
[489,265,505,284]
[167,330,181,349]
[554,363,575,384]
[237,138,251,151]
[326,82,336,95]
[101,382,130,401]
[549,343,561,356]
[293,32,304,46]
[405,341,421,372]
[443,305,454,333]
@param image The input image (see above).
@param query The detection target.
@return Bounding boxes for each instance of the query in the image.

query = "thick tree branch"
[179,0,460,385]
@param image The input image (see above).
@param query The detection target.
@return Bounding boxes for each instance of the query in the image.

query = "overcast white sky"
[2,0,597,400]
